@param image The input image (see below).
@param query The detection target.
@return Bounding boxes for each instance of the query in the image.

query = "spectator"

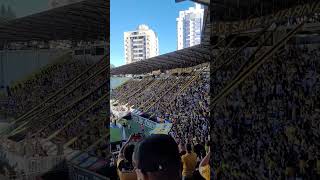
[133,134,181,180]
[117,135,137,180]
[179,143,186,156]
[181,144,197,180]
[199,147,211,180]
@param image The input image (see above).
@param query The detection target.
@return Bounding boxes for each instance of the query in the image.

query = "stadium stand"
[111,0,320,179]
[212,44,320,179]
[0,0,109,179]
[209,0,320,179]
[110,1,211,179]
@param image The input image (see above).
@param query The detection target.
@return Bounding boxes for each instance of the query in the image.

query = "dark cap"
[134,134,181,173]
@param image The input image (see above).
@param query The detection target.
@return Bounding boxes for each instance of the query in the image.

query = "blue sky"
[111,0,193,67]
[1,0,194,67]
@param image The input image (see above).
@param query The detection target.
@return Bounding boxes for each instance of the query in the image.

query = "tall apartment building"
[124,24,159,64]
[176,3,204,50]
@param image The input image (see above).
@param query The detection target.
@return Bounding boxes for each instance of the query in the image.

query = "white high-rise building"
[176,3,204,50]
[124,24,159,64]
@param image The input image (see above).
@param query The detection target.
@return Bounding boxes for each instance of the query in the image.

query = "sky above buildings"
[111,0,193,67]
[1,0,194,67]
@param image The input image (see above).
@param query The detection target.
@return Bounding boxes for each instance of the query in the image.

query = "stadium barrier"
[131,113,157,129]
[0,175,8,180]
[150,123,173,134]
[0,143,66,177]
[67,151,110,180]
[68,163,109,180]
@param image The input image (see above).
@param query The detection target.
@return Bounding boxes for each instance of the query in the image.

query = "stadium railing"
[211,22,305,107]
[0,144,65,178]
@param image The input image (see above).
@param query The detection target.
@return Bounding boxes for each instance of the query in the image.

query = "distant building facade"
[176,3,204,50]
[124,24,159,64]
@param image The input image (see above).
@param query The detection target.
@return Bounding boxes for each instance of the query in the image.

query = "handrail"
[12,66,108,131]
[138,77,178,111]
[12,55,108,124]
[166,71,200,106]
[148,71,201,119]
[9,80,107,138]
[231,27,278,81]
[63,115,107,149]
[31,81,108,137]
[45,93,108,142]
[117,78,153,102]
[211,37,237,66]
[119,78,154,102]
[210,23,273,73]
[211,22,304,107]
[85,133,110,153]
[142,77,185,113]
[127,79,160,106]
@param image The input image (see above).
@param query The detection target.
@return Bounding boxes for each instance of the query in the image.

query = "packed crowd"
[111,65,210,145]
[148,68,210,145]
[70,116,108,151]
[111,65,211,179]
[212,45,320,179]
[113,134,211,180]
[3,58,92,117]
[88,138,110,159]
[111,78,153,105]
[0,57,109,164]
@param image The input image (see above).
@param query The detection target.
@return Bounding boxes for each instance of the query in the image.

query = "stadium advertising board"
[68,152,109,180]
[66,150,81,161]
[71,152,90,165]
[117,119,127,125]
[213,1,320,34]
[150,123,173,135]
[131,112,157,129]
[88,160,107,172]
[79,157,99,168]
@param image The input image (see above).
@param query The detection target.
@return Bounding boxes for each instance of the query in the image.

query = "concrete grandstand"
[210,0,320,179]
[110,0,211,179]
[0,0,109,180]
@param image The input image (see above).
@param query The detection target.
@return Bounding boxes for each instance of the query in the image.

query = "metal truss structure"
[0,0,108,42]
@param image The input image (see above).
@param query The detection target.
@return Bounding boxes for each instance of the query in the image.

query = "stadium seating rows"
[212,46,320,179]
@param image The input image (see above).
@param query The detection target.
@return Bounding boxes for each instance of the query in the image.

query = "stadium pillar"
[0,44,4,90]
[1,42,9,95]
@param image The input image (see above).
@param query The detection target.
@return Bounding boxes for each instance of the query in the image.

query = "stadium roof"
[176,0,210,6]
[212,0,319,21]
[201,7,211,46]
[0,0,108,42]
[111,44,211,75]
[111,0,212,75]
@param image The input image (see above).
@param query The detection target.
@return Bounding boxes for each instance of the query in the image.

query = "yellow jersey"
[117,158,137,180]
[199,164,210,180]
[181,152,197,177]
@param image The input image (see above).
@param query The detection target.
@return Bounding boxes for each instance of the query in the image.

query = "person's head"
[124,144,135,163]
[133,134,182,180]
[186,143,192,153]
[179,143,185,152]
